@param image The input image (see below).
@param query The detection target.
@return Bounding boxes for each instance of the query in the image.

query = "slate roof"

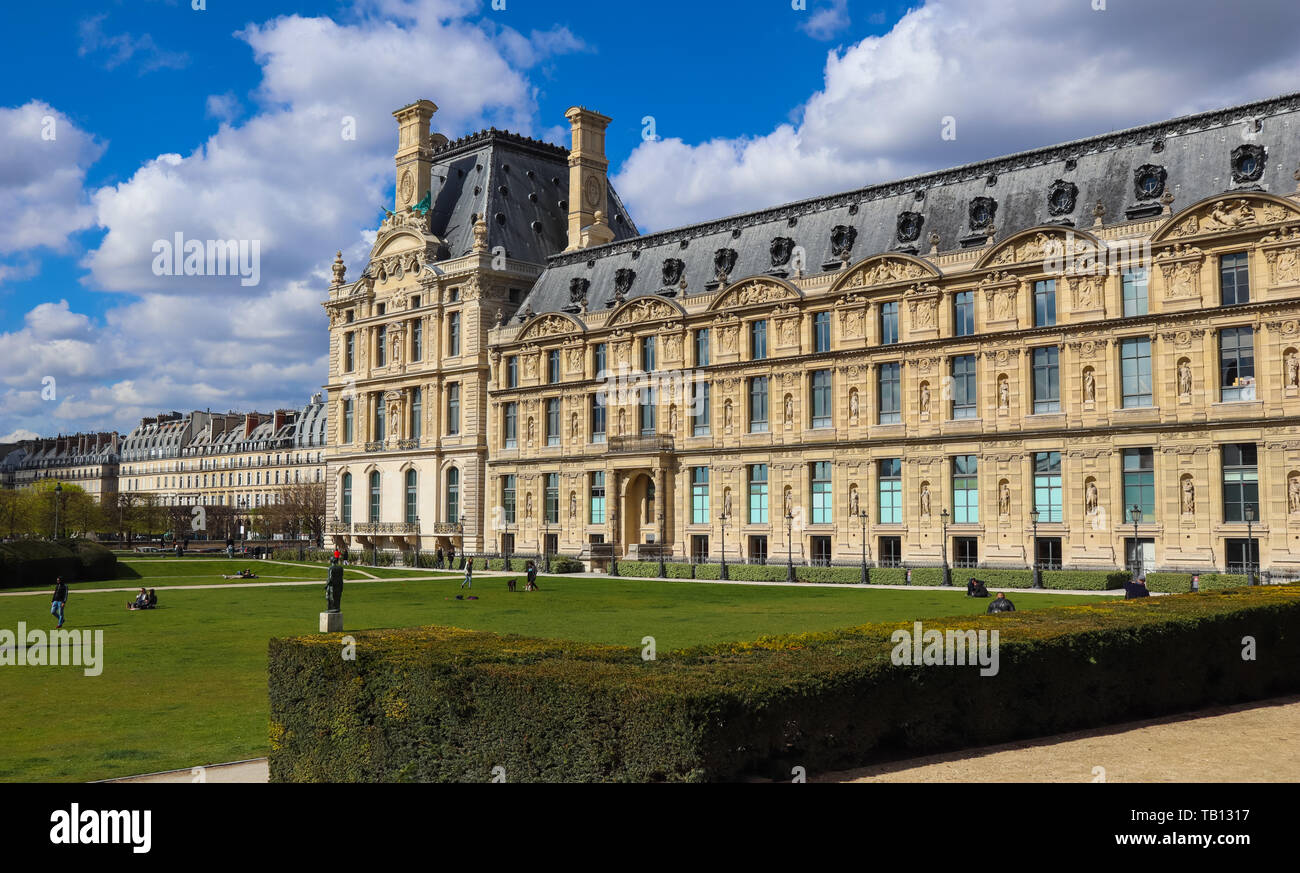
[424,129,639,263]
[519,91,1300,315]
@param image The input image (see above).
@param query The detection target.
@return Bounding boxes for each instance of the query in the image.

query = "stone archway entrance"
[619,468,670,558]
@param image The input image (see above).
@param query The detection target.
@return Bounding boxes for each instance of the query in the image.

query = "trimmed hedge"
[0,539,117,588]
[549,556,584,574]
[1145,572,1247,593]
[268,585,1300,782]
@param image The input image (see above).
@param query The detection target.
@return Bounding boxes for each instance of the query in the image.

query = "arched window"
[369,471,381,522]
[341,474,352,525]
[405,469,418,525]
[446,467,460,524]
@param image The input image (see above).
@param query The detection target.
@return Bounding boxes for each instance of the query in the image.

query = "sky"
[2,0,1299,442]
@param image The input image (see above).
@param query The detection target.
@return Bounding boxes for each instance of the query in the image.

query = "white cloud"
[615,0,1300,231]
[77,13,189,73]
[800,0,851,41]
[0,429,39,443]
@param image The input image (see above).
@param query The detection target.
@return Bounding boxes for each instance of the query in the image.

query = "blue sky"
[2,0,1299,440]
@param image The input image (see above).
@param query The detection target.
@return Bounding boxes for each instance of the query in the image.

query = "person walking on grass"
[526,560,537,590]
[51,577,68,629]
[461,561,473,589]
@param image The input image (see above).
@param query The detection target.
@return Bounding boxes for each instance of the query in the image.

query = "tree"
[266,482,326,545]
[114,493,140,542]
[0,489,30,539]
[63,489,105,538]
[136,494,163,541]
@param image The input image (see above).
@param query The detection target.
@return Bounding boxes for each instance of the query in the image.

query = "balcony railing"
[353,522,420,535]
[397,438,420,450]
[608,435,675,454]
[364,441,383,452]
[432,522,463,534]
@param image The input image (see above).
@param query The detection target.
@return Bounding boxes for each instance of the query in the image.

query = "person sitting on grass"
[145,589,158,609]
[1124,576,1151,599]
[127,588,149,610]
[986,591,1016,614]
[966,577,990,598]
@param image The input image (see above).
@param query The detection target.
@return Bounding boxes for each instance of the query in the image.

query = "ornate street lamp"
[53,482,62,540]
[719,508,730,581]
[785,509,795,583]
[1129,504,1143,582]
[543,517,551,573]
[1245,504,1256,585]
[940,508,951,587]
[1030,506,1043,589]
[857,507,870,585]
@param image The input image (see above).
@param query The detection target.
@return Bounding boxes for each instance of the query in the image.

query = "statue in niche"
[998,375,1010,410]
[920,483,932,518]
[526,417,535,444]
[784,489,793,516]
[1083,368,1096,404]
[617,408,627,436]
[999,481,1011,516]
[569,491,577,520]
[1085,480,1098,515]
[525,493,534,519]
[1182,476,1196,516]
[1178,359,1193,397]
[724,399,734,431]
[1287,350,1300,388]
[723,489,733,519]
[1289,474,1300,514]
[920,382,931,415]
[849,486,860,517]
[784,394,794,425]
[849,388,860,424]
[669,404,678,433]
[571,412,579,439]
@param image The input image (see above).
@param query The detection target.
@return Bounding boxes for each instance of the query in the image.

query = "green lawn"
[7,558,439,592]
[0,563,1109,782]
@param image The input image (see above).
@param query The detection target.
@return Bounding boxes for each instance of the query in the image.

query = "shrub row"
[606,562,1137,591]
[268,585,1300,782]
[0,539,117,589]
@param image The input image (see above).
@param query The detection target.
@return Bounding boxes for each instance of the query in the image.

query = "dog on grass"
[507,578,517,592]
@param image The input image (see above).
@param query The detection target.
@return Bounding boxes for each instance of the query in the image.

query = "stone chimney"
[564,106,614,251]
[393,99,438,212]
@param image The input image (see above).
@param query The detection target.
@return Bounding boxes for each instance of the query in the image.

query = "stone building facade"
[0,433,121,503]
[325,93,1300,574]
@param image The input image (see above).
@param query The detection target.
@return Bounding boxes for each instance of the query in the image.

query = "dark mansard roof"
[518,91,1300,316]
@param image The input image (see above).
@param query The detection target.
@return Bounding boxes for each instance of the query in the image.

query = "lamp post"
[785,509,795,583]
[1245,504,1256,585]
[53,482,62,540]
[940,508,951,586]
[237,496,248,554]
[543,517,551,573]
[1030,507,1042,589]
[719,508,730,581]
[1129,504,1142,582]
[857,507,870,585]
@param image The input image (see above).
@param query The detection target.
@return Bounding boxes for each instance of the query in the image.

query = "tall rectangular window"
[376,325,387,367]
[953,291,975,337]
[344,331,355,371]
[590,471,605,524]
[546,398,561,446]
[878,458,902,524]
[748,464,769,524]
[691,467,710,525]
[374,398,386,442]
[811,461,832,524]
[813,312,831,353]
[548,350,561,383]
[410,389,422,440]
[1034,279,1057,327]
[594,342,607,375]
[1120,338,1153,408]
[1222,443,1259,523]
[504,402,518,448]
[506,356,518,388]
[952,455,978,524]
[340,473,352,524]
[1122,448,1155,522]
[447,383,460,435]
[695,329,710,366]
[1220,326,1255,401]
[749,376,769,433]
[343,399,353,443]
[692,380,710,436]
[878,362,901,424]
[448,312,461,356]
[951,354,977,418]
[880,302,899,345]
[1123,269,1149,317]
[750,320,767,360]
[405,470,418,525]
[502,475,516,524]
[1032,347,1060,414]
[639,386,656,435]
[411,319,423,362]
[642,335,656,372]
[590,393,606,443]
[1220,252,1250,305]
[811,369,832,428]
[545,473,559,524]
[1033,451,1063,523]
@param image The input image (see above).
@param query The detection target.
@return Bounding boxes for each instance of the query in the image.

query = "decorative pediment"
[519,312,585,340]
[707,276,802,311]
[608,296,683,326]
[829,254,940,295]
[975,227,1101,270]
[1153,193,1300,244]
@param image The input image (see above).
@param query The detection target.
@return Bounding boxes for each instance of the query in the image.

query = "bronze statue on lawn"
[325,558,344,613]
